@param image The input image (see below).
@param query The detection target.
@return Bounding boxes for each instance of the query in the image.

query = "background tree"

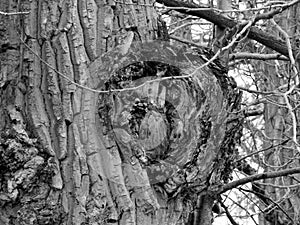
[0,1,242,225]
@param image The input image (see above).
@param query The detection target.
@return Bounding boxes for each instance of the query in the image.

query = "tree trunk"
[0,1,242,225]
[259,3,300,224]
[213,0,232,64]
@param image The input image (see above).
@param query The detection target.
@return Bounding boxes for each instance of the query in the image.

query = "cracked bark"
[0,1,242,224]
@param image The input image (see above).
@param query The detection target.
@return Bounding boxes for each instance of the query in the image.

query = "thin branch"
[240,187,294,223]
[223,194,259,225]
[169,21,208,34]
[229,52,289,61]
[114,1,153,7]
[237,139,289,162]
[255,181,300,189]
[21,36,211,94]
[244,108,264,117]
[270,20,299,82]
[0,11,30,16]
[254,0,300,22]
[170,35,206,48]
[218,167,300,194]
[236,86,276,95]
[218,200,240,225]
[238,186,264,213]
[161,2,296,14]
[168,15,198,27]
[20,38,104,93]
[22,19,253,95]
[156,0,300,58]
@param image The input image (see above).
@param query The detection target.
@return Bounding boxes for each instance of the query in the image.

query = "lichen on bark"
[0,114,64,225]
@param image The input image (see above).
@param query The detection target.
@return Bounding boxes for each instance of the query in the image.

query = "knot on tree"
[92,41,243,196]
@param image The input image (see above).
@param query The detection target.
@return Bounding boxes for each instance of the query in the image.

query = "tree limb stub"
[157,0,293,58]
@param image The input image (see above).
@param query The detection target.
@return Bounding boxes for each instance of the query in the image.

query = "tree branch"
[218,200,240,225]
[170,37,289,61]
[230,52,289,61]
[170,35,206,48]
[156,0,300,58]
[240,187,294,223]
[218,167,300,194]
[0,10,30,15]
[244,108,264,117]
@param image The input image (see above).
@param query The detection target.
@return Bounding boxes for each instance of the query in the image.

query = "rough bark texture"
[0,1,242,224]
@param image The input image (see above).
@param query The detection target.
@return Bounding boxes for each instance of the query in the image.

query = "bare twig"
[240,187,294,223]
[244,108,264,117]
[0,10,30,16]
[218,200,240,225]
[114,1,153,7]
[171,40,290,62]
[161,1,298,14]
[168,15,198,27]
[218,167,300,194]
[237,139,289,162]
[170,35,206,48]
[254,0,300,22]
[255,181,300,189]
[236,86,276,95]
[21,18,254,95]
[156,0,299,57]
[230,52,289,61]
[223,194,259,225]
[20,39,104,93]
[169,21,208,34]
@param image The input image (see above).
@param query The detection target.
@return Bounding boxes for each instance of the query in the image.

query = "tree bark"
[255,3,300,224]
[0,1,243,225]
